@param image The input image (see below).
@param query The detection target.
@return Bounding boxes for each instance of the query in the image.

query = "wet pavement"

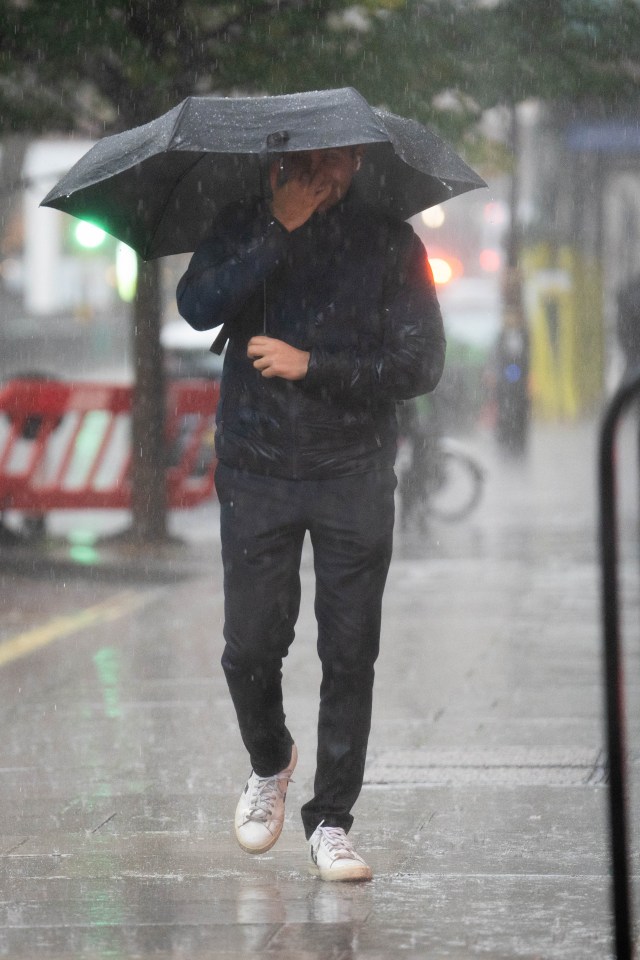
[1,417,638,959]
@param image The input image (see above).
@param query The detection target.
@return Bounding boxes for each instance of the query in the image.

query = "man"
[177,144,445,881]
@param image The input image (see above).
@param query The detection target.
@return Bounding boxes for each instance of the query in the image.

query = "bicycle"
[397,431,485,529]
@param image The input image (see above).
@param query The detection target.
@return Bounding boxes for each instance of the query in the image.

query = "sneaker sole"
[308,863,373,882]
[235,824,283,855]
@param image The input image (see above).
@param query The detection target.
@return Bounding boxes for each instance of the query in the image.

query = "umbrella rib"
[144,151,208,259]
[141,95,214,258]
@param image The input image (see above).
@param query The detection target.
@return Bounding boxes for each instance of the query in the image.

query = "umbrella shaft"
[263,280,267,335]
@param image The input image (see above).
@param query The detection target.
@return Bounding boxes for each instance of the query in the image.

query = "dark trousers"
[215,463,395,839]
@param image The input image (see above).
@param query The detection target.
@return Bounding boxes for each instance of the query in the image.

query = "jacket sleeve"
[176,206,289,331]
[303,230,446,402]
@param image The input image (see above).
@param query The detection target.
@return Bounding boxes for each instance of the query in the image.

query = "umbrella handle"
[260,131,291,198]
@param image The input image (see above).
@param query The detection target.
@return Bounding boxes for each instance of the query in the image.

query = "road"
[0,416,638,959]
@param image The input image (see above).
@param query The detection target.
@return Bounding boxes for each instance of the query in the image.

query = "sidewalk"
[0,417,634,959]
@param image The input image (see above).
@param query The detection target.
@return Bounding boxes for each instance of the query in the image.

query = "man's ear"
[353,146,365,171]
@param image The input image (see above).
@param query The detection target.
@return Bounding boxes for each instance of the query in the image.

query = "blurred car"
[437,276,501,354]
[161,320,225,381]
[435,277,502,431]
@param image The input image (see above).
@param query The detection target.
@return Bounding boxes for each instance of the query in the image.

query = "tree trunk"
[496,103,530,454]
[505,103,521,273]
[130,258,168,542]
[502,103,525,323]
[0,135,30,236]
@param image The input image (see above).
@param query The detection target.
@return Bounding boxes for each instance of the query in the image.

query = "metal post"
[598,367,640,960]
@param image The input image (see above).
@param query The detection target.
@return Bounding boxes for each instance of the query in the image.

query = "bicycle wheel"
[428,449,484,522]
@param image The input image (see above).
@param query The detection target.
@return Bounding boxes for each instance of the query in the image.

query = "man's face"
[280,147,362,210]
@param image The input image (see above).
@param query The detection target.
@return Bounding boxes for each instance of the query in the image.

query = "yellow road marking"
[0,590,151,668]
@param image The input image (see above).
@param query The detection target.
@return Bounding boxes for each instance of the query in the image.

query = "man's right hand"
[269,156,332,232]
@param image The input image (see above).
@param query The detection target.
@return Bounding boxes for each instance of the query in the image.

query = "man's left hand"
[247,336,310,380]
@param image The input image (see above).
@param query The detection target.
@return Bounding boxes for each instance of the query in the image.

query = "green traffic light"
[74,220,107,249]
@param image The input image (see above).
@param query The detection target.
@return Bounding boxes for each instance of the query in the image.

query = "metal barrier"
[0,378,220,513]
[599,366,640,960]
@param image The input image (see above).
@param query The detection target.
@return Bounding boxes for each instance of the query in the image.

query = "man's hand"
[248,336,310,380]
[269,156,332,232]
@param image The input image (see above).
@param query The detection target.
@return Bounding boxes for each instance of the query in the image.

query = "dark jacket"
[176,193,445,479]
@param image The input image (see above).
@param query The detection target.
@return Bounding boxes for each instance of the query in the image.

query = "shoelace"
[318,826,358,861]
[244,774,293,823]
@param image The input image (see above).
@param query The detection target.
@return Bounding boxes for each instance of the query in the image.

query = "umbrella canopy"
[41,87,486,260]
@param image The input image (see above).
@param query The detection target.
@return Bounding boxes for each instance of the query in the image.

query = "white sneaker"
[234,745,297,854]
[308,823,373,881]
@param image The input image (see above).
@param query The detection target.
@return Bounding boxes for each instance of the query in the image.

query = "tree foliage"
[1,0,638,158]
[0,0,428,135]
[402,0,640,114]
[475,0,640,109]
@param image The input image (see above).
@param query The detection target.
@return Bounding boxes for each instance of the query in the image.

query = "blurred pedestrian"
[177,145,445,881]
[495,267,530,454]
[616,273,640,375]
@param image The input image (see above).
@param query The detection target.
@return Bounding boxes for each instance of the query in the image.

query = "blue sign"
[566,121,640,154]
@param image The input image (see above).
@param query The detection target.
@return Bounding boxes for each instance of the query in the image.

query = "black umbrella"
[41,87,486,260]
